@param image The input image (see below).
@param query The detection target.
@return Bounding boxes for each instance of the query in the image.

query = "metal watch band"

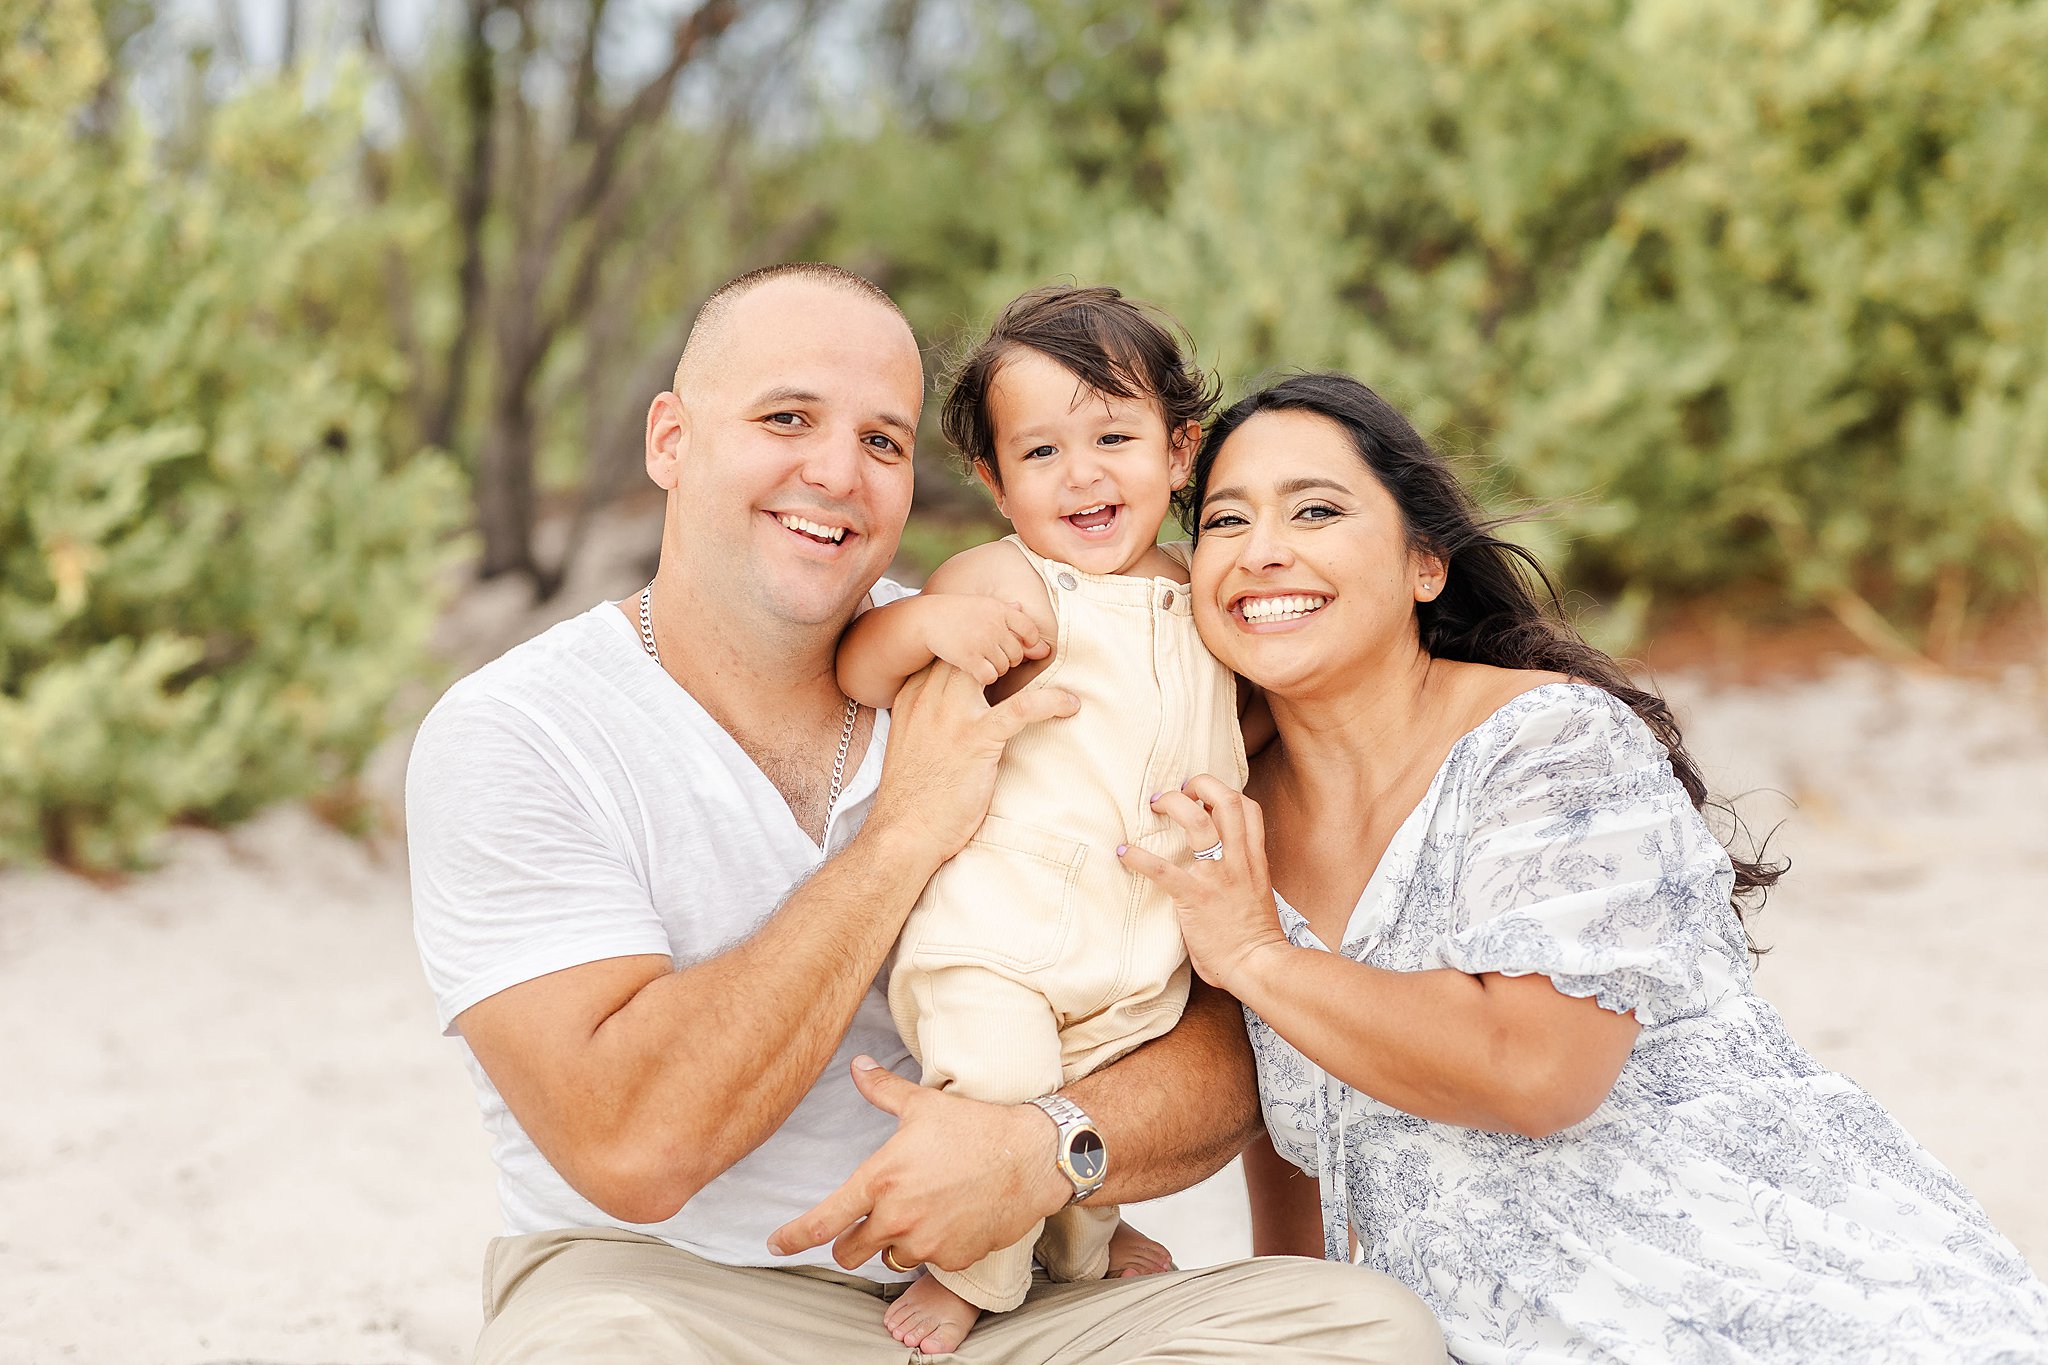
[1029,1094,1106,1205]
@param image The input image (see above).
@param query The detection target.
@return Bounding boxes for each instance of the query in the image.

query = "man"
[407,263,1441,1362]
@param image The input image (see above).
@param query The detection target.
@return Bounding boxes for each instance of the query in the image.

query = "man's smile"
[771,510,853,548]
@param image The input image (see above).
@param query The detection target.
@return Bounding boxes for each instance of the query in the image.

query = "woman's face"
[1191,409,1442,701]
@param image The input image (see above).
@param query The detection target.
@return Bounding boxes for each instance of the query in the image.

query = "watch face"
[1068,1128,1106,1183]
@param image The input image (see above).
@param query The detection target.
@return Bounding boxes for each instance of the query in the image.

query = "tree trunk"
[475,405,538,583]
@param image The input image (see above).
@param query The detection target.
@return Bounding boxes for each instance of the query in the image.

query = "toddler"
[836,286,1247,1355]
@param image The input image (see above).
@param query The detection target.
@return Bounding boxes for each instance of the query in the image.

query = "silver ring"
[882,1247,916,1274]
[1191,840,1226,862]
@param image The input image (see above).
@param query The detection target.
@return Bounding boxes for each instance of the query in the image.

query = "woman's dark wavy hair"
[1186,372,1782,928]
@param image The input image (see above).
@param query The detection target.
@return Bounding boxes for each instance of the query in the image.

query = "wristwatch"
[1029,1094,1107,1205]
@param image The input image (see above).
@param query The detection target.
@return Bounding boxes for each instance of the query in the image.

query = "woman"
[1115,373,2048,1362]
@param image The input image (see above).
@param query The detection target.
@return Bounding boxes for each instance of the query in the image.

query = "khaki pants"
[475,1227,1444,1363]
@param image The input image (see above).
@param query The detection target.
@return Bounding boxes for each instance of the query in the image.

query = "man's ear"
[1166,419,1202,491]
[971,458,1007,516]
[646,392,689,490]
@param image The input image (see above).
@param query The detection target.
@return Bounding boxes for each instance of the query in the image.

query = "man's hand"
[862,661,1078,870]
[917,595,1050,687]
[767,1057,1071,1273]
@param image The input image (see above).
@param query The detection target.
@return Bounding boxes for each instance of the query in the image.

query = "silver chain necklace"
[638,583,859,829]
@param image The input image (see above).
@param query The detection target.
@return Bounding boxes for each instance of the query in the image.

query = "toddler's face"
[977,348,1194,577]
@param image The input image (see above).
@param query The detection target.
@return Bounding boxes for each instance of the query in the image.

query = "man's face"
[665,280,923,632]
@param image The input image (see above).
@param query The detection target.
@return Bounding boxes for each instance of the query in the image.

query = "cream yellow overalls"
[887,535,1248,1313]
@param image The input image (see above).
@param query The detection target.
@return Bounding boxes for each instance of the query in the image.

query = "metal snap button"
[1160,589,1176,610]
[1057,572,1078,591]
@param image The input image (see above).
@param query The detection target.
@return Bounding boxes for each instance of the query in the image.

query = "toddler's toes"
[893,1309,929,1348]
[885,1272,981,1355]
[1106,1224,1177,1279]
[917,1314,972,1356]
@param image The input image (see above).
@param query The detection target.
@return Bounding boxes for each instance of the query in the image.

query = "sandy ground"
[3,572,2044,1363]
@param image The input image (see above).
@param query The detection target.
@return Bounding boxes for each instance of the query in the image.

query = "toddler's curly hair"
[941,285,1219,485]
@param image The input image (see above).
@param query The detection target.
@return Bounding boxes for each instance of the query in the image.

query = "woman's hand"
[1117,774,1290,993]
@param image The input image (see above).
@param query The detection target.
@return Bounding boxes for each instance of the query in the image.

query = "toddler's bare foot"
[1107,1220,1177,1278]
[884,1271,982,1356]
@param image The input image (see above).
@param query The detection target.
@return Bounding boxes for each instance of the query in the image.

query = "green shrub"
[1003,0,2048,649]
[0,1,466,870]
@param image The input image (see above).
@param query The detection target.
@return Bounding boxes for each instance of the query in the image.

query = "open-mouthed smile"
[1231,592,1332,629]
[1063,502,1123,537]
[773,511,851,547]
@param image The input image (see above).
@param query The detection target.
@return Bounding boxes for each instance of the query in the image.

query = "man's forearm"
[586,819,940,1213]
[1062,980,1263,1205]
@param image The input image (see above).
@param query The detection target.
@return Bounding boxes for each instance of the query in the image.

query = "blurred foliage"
[981,0,2048,655]
[349,0,833,595]
[7,0,2046,863]
[803,1,1248,517]
[0,0,466,869]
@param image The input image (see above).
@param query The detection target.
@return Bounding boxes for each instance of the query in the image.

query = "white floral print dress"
[1247,683,2048,1364]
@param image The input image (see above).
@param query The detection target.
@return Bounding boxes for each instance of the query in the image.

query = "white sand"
[3,608,2043,1362]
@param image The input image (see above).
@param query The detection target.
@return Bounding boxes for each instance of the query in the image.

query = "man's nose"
[798,429,863,497]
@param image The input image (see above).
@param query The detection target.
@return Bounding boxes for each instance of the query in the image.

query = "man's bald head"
[643,261,923,638]
[672,263,911,399]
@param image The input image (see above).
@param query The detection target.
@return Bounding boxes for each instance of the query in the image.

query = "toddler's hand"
[921,595,1050,686]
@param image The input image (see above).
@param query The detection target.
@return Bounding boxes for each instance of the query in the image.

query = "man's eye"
[765,412,803,428]
[865,433,903,455]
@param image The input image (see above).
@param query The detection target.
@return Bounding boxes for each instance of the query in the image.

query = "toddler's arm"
[838,542,1054,707]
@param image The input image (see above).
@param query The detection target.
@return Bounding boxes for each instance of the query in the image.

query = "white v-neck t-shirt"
[406,591,916,1277]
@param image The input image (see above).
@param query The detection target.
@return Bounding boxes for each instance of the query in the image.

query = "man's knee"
[1331,1261,1444,1360]
[477,1286,708,1365]
[1268,1258,1445,1360]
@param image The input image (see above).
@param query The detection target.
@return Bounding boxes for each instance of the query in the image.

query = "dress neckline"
[1273,680,1612,953]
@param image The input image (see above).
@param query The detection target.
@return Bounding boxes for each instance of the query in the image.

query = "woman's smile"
[1229,592,1334,630]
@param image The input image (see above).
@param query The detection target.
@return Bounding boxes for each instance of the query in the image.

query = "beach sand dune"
[3,632,2042,1364]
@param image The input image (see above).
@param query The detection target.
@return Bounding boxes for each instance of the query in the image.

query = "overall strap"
[1000,533,1072,599]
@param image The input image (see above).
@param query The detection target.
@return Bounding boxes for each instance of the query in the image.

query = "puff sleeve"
[1437,690,1743,1028]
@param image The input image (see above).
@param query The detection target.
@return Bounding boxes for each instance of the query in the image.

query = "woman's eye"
[1298,504,1339,520]
[1200,511,1248,531]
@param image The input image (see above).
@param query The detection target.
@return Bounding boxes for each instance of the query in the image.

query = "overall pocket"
[908,814,1088,975]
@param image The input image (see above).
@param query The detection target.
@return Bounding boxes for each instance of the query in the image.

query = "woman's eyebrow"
[1203,475,1353,504]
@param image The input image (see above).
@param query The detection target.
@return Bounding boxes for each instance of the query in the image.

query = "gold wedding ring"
[882,1246,916,1274]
